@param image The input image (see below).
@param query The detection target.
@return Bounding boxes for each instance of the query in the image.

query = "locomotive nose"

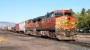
[63,16,75,30]
[68,17,70,20]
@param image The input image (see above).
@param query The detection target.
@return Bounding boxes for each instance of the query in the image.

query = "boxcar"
[15,24,19,32]
[19,22,25,33]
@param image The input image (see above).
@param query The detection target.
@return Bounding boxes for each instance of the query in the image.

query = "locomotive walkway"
[0,30,90,50]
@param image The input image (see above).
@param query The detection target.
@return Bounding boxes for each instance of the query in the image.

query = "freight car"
[19,22,25,33]
[15,9,77,40]
[15,24,19,32]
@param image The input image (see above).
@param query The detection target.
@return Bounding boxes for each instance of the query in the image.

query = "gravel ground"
[76,35,90,43]
[0,30,90,50]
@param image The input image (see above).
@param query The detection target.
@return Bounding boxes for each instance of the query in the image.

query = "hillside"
[0,22,15,28]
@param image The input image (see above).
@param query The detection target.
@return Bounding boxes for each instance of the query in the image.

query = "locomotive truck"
[15,9,77,40]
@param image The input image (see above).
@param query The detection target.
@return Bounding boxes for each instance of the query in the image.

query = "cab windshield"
[64,12,72,16]
[55,12,63,16]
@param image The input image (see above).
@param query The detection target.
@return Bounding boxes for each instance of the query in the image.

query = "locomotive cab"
[55,10,76,40]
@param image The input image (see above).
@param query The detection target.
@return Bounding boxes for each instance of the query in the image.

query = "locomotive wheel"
[36,31,41,36]
[25,31,31,35]
[55,31,74,40]
[56,35,72,40]
[48,32,56,38]
[55,32,65,40]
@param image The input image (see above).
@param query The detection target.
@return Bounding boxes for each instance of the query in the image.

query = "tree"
[87,9,90,15]
[70,9,75,15]
[81,8,86,16]
[76,8,90,32]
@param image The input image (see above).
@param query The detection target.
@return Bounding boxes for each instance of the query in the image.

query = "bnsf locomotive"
[15,9,77,40]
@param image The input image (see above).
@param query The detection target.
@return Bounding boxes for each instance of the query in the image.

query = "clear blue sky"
[0,0,90,23]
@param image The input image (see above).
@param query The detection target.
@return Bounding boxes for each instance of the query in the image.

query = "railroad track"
[7,31,90,48]
[64,41,90,48]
